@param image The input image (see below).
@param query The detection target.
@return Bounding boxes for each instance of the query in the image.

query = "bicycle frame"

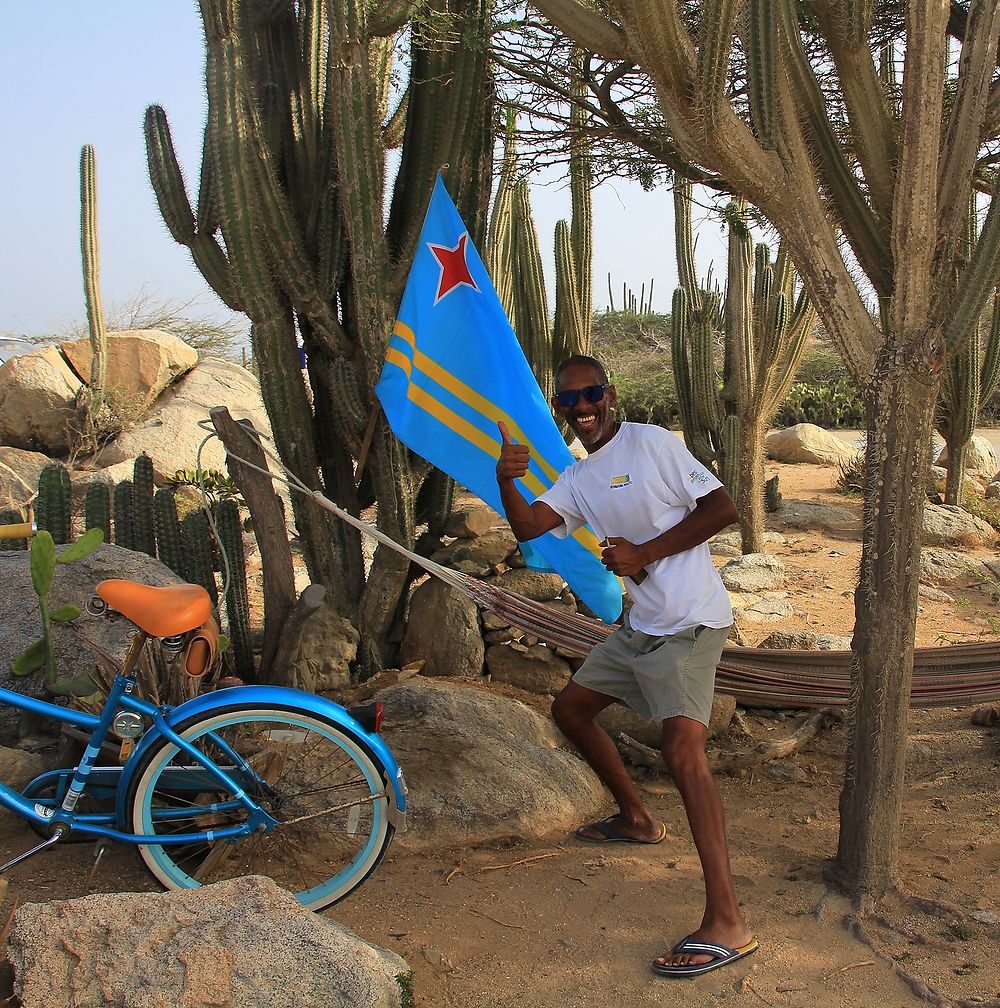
[0,669,407,844]
[0,674,276,844]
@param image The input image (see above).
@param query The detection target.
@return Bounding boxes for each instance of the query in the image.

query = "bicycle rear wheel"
[125,703,394,910]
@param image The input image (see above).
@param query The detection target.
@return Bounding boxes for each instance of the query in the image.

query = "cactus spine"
[672,180,814,552]
[36,465,72,545]
[153,488,184,576]
[113,481,135,551]
[80,145,108,429]
[132,454,156,557]
[84,484,112,542]
[180,511,218,606]
[216,499,253,679]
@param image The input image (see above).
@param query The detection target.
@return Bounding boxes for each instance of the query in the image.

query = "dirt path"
[2,461,999,1007]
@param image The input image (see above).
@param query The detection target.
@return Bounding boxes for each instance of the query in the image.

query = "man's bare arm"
[496,422,565,542]
[601,487,738,578]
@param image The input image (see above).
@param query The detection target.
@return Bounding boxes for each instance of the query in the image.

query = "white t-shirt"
[538,422,733,635]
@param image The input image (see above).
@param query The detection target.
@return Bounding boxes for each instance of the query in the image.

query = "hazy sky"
[0,5,728,340]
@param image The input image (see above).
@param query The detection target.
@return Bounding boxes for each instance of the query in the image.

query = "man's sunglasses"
[555,384,607,408]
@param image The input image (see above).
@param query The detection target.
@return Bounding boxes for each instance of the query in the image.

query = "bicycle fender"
[116,685,407,827]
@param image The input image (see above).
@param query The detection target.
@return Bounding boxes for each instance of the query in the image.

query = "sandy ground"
[2,460,1000,1007]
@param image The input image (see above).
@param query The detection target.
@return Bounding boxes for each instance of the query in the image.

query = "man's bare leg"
[551,680,662,842]
[654,715,753,968]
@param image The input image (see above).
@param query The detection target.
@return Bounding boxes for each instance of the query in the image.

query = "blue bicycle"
[0,522,407,910]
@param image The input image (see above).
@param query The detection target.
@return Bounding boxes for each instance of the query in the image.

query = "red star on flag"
[428,233,480,304]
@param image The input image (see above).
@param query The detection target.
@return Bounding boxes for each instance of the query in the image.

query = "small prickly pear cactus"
[84,484,112,541]
[216,499,253,680]
[132,454,156,557]
[13,527,104,684]
[36,465,72,545]
[153,488,184,576]
[113,480,135,550]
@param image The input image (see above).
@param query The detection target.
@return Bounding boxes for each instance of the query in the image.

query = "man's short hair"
[555,354,609,388]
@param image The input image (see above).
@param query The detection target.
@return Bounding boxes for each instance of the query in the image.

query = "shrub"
[775,378,865,429]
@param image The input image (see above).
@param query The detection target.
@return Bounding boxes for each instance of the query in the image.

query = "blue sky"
[0,4,727,340]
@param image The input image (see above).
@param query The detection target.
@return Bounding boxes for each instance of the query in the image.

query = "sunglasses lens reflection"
[557,385,605,408]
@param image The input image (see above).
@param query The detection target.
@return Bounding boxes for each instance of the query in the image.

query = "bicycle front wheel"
[126,703,394,910]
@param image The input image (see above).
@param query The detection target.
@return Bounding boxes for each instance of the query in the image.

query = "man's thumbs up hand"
[496,422,530,481]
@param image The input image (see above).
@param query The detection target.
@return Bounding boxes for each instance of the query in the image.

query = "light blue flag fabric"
[375,176,623,624]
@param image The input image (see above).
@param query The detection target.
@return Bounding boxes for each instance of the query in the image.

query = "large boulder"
[0,346,83,455]
[934,435,998,475]
[485,641,572,694]
[94,357,275,483]
[399,578,484,678]
[922,502,998,547]
[773,498,859,532]
[765,423,860,466]
[376,678,605,849]
[719,553,786,592]
[0,446,54,509]
[279,599,359,693]
[8,875,409,1008]
[61,330,199,413]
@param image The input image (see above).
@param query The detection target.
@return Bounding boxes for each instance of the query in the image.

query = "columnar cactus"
[153,488,184,576]
[935,204,1000,502]
[84,484,112,542]
[113,481,135,551]
[145,0,495,675]
[36,465,72,545]
[80,145,108,425]
[180,511,218,606]
[672,180,815,552]
[215,498,253,680]
[486,102,594,405]
[132,454,156,557]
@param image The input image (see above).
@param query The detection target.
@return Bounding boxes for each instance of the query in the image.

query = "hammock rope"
[201,420,1000,711]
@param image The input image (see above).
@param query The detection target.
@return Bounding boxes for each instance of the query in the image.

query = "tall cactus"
[132,454,157,557]
[113,481,135,551]
[935,199,1000,503]
[84,484,112,542]
[145,0,495,675]
[216,498,253,680]
[180,511,218,606]
[153,488,185,576]
[672,180,815,552]
[36,465,72,545]
[487,102,594,405]
[80,145,108,430]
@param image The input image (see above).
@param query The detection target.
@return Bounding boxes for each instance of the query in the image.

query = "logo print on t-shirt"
[610,474,631,489]
[687,470,710,485]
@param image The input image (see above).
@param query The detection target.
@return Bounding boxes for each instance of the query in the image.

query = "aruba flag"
[376,176,623,624]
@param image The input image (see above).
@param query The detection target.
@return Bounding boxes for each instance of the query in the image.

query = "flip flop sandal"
[574,817,667,845]
[652,936,759,978]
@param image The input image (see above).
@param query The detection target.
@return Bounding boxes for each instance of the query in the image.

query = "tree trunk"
[831,354,939,901]
[738,416,766,553]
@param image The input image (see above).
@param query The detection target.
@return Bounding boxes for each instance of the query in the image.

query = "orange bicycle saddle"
[96,580,213,638]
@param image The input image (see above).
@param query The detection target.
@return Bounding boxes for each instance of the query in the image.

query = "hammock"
[207,420,1000,712]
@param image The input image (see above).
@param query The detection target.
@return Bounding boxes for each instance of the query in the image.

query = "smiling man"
[495,354,757,979]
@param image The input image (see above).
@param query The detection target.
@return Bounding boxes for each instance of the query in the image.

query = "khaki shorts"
[572,615,731,726]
